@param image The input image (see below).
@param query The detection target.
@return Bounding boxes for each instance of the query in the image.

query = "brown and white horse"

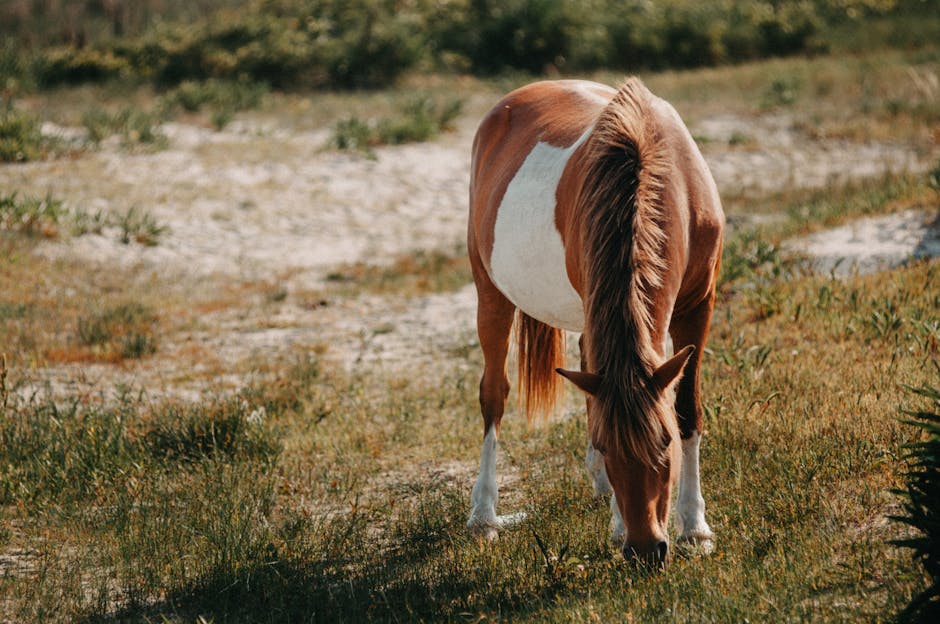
[466,78,724,566]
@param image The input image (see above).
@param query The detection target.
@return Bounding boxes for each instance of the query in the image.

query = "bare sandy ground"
[2,109,937,398]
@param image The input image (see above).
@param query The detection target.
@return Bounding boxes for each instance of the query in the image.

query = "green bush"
[0,102,45,162]
[31,0,425,90]
[0,1,931,90]
[894,373,940,622]
[330,96,463,154]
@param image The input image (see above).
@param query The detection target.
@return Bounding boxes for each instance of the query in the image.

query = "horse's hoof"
[468,511,527,540]
[676,534,715,556]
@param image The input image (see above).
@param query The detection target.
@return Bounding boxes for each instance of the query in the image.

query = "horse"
[465,77,724,566]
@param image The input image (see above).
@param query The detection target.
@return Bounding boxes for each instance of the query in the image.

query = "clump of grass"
[74,302,158,362]
[144,399,280,464]
[325,248,472,295]
[0,193,65,238]
[893,370,940,623]
[330,96,463,155]
[113,206,166,246]
[0,390,279,508]
[160,79,268,129]
[0,101,45,162]
[81,107,166,148]
[69,204,167,246]
[762,75,802,108]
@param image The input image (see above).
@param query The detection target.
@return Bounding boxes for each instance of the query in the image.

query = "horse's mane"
[579,78,673,468]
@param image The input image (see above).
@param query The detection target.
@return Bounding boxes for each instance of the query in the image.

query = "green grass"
[2,203,937,621]
[81,107,166,148]
[0,102,46,162]
[0,193,66,237]
[893,374,940,622]
[330,96,464,155]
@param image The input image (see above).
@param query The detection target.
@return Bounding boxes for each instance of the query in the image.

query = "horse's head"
[558,345,694,567]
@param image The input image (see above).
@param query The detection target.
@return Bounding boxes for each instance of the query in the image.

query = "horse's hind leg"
[670,295,717,552]
[467,258,518,539]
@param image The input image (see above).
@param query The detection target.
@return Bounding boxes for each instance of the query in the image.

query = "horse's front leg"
[670,297,716,552]
[579,336,623,543]
[585,440,612,497]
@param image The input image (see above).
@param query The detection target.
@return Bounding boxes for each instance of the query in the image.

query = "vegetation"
[1,1,936,93]
[325,248,472,295]
[894,374,940,622]
[0,193,65,237]
[0,103,47,162]
[330,96,463,154]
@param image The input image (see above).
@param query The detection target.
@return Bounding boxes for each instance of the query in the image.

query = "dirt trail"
[2,110,936,397]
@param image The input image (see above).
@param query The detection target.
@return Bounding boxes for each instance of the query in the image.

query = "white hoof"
[677,528,716,556]
[467,511,527,540]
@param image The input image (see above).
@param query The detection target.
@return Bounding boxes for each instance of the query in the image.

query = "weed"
[325,248,472,296]
[330,96,463,154]
[114,206,166,246]
[763,75,802,108]
[81,107,166,148]
[143,399,280,464]
[161,79,267,113]
[893,370,940,622]
[0,193,65,238]
[0,102,44,162]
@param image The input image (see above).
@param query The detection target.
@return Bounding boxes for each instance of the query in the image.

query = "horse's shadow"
[78,486,583,623]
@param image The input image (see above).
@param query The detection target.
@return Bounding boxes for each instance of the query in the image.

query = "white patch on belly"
[490,128,591,331]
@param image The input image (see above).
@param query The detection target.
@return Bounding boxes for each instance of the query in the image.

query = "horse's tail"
[516,311,565,422]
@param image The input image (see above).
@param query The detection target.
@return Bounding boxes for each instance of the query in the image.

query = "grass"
[0,193,65,237]
[330,96,464,155]
[0,102,47,162]
[325,248,472,296]
[81,107,166,148]
[0,171,935,621]
[893,373,940,622]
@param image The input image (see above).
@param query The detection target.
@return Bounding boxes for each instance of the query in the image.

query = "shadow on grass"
[79,493,580,623]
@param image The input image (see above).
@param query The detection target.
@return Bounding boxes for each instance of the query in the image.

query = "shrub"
[81,107,166,148]
[893,373,940,622]
[33,0,426,90]
[0,102,44,162]
[330,96,463,154]
[161,79,267,114]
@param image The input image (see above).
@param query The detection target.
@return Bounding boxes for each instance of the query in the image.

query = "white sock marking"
[585,440,611,497]
[468,427,526,537]
[490,128,592,331]
[610,493,626,546]
[676,432,714,545]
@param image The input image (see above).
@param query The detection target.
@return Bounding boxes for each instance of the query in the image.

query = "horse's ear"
[652,345,695,393]
[556,368,602,395]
